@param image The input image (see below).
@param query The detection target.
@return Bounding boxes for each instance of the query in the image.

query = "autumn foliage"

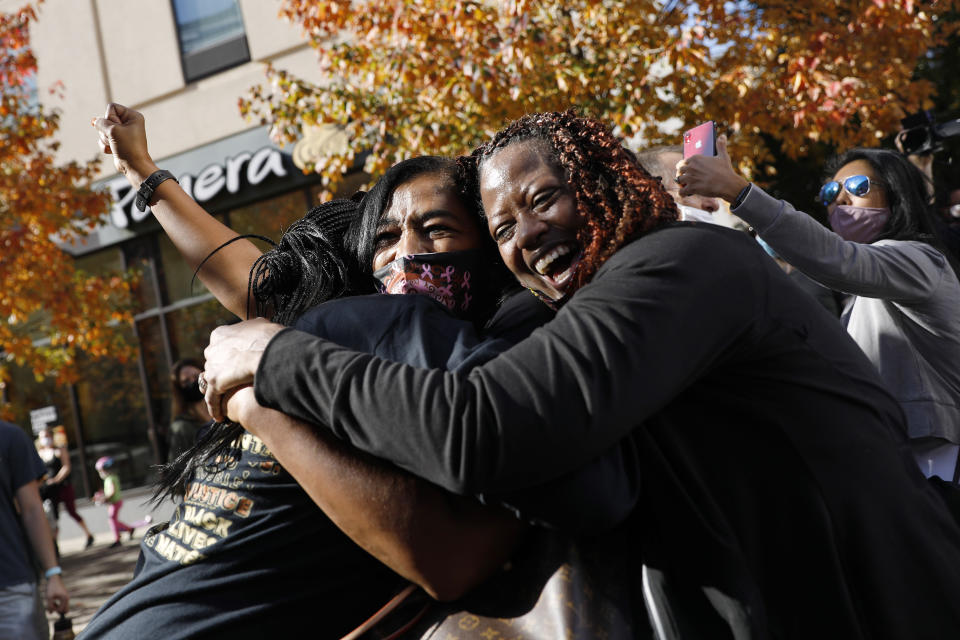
[241,0,959,190]
[0,2,135,411]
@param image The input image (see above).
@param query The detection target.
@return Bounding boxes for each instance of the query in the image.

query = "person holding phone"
[635,144,722,223]
[677,135,960,481]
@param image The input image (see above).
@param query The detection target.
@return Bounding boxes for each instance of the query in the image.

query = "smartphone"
[683,121,716,158]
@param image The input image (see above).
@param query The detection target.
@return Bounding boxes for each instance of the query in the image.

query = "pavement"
[47,486,176,635]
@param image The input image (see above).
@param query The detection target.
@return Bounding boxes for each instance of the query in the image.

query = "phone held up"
[683,121,717,159]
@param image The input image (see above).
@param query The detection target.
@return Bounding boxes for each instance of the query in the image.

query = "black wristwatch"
[135,169,178,212]
[732,183,752,210]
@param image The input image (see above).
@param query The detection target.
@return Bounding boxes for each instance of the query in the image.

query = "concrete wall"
[10,0,319,176]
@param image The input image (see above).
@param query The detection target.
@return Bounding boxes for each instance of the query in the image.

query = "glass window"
[75,246,124,275]
[73,326,153,493]
[229,190,311,247]
[172,0,250,82]
[165,298,235,365]
[134,315,172,459]
[3,362,62,443]
[158,231,212,305]
[310,171,371,206]
[123,237,162,312]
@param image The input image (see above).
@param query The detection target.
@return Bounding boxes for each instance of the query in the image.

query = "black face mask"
[181,380,204,403]
[372,249,497,321]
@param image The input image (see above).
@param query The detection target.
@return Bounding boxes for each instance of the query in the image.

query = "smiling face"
[371,173,485,271]
[828,159,888,214]
[481,140,587,300]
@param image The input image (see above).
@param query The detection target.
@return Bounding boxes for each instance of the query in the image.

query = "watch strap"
[135,169,178,212]
[732,183,752,209]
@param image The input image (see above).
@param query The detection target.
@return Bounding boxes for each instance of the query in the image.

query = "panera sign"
[106,145,288,229]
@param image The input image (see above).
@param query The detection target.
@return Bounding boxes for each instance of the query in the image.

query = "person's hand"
[676,134,750,203]
[45,575,69,614]
[91,103,159,186]
[202,318,286,421]
[224,385,259,433]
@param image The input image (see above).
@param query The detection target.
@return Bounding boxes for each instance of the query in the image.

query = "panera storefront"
[10,126,362,497]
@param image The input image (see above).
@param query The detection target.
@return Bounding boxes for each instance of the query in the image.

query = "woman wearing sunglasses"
[678,136,960,481]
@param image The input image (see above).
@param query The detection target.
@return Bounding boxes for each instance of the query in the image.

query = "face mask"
[677,204,719,225]
[373,249,493,320]
[828,205,890,244]
[182,380,205,403]
[949,204,960,219]
[39,436,53,447]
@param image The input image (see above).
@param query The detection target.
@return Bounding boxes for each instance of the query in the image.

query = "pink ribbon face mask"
[372,249,490,319]
[828,205,890,244]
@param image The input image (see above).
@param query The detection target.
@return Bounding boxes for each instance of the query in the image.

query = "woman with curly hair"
[208,110,960,639]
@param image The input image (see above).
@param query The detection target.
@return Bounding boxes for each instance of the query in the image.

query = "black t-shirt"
[82,292,553,639]
[39,448,66,501]
[81,432,405,639]
[0,421,47,588]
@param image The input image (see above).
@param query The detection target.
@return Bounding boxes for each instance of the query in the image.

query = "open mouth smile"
[531,242,582,291]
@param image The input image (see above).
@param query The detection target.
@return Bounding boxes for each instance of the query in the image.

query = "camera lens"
[899,126,931,154]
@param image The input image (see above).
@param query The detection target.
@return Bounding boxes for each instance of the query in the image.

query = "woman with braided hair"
[91,104,645,638]
[208,110,960,639]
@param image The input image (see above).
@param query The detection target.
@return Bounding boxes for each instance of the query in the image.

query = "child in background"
[94,457,151,548]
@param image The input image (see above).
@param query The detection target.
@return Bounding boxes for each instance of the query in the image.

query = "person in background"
[679,137,960,481]
[0,420,69,640]
[634,144,722,223]
[166,359,212,463]
[36,427,95,550]
[638,143,844,316]
[93,457,150,549]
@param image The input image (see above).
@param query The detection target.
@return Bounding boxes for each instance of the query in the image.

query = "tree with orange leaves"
[0,2,135,416]
[241,0,959,193]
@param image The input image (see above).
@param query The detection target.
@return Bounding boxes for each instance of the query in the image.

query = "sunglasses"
[817,175,874,206]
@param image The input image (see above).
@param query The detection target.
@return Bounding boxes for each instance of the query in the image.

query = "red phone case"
[683,121,716,158]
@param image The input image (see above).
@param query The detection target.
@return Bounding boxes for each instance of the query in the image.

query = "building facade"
[2,0,352,496]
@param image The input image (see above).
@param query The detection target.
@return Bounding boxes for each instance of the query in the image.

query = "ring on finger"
[198,372,208,394]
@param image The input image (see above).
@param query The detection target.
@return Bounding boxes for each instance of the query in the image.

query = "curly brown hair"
[474,110,678,289]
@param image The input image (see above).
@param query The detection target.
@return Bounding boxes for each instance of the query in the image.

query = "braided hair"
[474,110,679,290]
[153,197,364,504]
[249,198,360,325]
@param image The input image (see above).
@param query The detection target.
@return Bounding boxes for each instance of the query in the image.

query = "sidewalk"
[49,486,175,635]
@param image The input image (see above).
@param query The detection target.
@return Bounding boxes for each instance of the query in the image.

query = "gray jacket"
[734,185,960,442]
